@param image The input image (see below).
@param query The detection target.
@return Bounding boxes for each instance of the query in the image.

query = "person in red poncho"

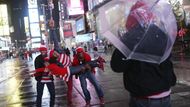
[72,47,104,106]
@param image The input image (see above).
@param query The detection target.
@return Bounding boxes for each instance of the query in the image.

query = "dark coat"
[34,54,53,81]
[110,49,176,97]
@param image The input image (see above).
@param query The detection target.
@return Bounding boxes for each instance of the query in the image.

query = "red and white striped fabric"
[58,53,72,81]
[58,53,72,67]
[47,50,72,81]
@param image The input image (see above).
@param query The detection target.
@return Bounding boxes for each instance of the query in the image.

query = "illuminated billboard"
[31,38,41,43]
[0,4,9,36]
[28,0,41,45]
[30,23,41,37]
[76,16,85,33]
[24,17,29,35]
[28,0,38,8]
[63,22,73,38]
[32,43,41,48]
[88,0,105,10]
[40,15,45,31]
[75,33,92,43]
[67,0,84,15]
[28,9,39,23]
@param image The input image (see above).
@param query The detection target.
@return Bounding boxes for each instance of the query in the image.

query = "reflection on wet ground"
[0,54,190,107]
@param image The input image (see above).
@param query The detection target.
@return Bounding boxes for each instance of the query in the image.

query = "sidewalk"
[0,58,25,83]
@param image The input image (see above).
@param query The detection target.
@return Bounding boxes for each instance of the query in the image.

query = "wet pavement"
[0,53,190,107]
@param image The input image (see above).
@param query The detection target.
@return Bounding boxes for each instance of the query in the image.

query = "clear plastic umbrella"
[98,0,177,64]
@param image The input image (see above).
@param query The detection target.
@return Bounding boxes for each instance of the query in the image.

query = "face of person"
[41,50,47,57]
[53,51,60,58]
[77,52,84,61]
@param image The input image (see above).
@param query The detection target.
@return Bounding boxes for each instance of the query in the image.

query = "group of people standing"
[32,45,104,107]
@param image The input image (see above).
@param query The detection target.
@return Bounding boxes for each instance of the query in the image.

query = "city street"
[0,52,190,107]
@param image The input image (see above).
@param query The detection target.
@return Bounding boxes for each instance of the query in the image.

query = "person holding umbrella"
[111,48,176,107]
[103,0,178,107]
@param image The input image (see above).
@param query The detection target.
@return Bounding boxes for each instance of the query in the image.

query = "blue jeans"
[69,65,84,75]
[79,71,104,101]
[36,82,55,107]
[129,95,171,107]
[69,62,99,75]
[49,29,59,50]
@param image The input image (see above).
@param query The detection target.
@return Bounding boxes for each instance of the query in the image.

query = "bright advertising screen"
[68,0,84,15]
[63,22,73,38]
[28,0,41,44]
[76,17,85,32]
[31,38,41,43]
[28,0,38,8]
[0,4,9,36]
[28,9,39,23]
[24,17,29,33]
[75,33,92,43]
[30,23,41,37]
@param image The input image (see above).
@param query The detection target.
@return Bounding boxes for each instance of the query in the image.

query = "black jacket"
[34,54,53,82]
[110,49,176,97]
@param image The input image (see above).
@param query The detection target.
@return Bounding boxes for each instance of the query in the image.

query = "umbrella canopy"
[98,0,177,64]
